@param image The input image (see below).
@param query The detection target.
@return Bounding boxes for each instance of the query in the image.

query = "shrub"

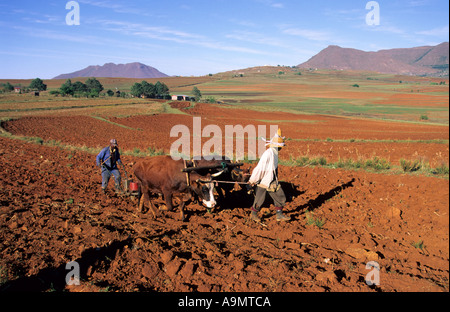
[205,96,217,103]
[400,159,422,172]
[432,163,449,175]
[147,146,165,156]
[365,157,390,171]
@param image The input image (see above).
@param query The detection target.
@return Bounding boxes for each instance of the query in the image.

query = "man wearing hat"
[96,139,123,193]
[248,129,290,222]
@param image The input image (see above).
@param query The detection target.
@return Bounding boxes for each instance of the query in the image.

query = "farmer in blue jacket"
[96,139,123,193]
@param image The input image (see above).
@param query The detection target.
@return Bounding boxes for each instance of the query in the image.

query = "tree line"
[51,78,105,97]
[1,78,205,102]
[1,78,47,93]
[130,81,170,99]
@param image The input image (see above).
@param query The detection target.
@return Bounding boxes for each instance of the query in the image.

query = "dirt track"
[0,130,448,292]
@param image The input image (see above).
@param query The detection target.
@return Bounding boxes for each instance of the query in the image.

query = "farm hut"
[14,87,21,93]
[172,95,194,101]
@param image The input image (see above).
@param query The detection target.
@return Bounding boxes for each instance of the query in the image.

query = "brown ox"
[133,155,216,221]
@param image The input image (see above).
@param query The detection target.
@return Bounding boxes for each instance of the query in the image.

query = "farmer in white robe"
[248,128,289,222]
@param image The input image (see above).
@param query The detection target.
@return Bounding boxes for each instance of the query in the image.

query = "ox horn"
[211,170,225,177]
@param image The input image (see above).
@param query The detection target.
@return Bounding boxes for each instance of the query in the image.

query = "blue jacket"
[96,146,122,170]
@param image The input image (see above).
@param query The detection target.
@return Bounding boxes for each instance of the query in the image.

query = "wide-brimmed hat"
[262,128,285,148]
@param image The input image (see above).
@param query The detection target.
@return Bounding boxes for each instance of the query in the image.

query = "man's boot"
[250,207,261,222]
[275,207,290,222]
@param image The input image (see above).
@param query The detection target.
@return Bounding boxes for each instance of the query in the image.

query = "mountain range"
[53,62,169,79]
[52,42,448,79]
[298,42,449,77]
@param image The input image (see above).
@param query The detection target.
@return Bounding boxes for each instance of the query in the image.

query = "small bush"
[400,159,422,172]
[318,157,327,166]
[432,163,449,175]
[294,156,309,166]
[132,147,141,156]
[147,146,165,156]
[205,96,216,103]
[27,137,44,145]
[365,157,390,171]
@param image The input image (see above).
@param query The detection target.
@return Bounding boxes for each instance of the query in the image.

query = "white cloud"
[92,19,269,55]
[369,25,406,35]
[416,25,449,37]
[254,0,284,9]
[226,30,287,48]
[282,28,331,41]
[271,3,284,8]
[407,0,431,7]
[94,19,203,42]
[78,0,151,16]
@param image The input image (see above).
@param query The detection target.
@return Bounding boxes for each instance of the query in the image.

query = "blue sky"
[0,0,448,79]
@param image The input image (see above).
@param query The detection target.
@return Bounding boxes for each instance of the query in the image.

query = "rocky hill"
[298,42,449,77]
[53,62,169,79]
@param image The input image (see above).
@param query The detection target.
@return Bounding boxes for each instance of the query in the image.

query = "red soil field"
[4,103,449,166]
[1,101,448,292]
[0,134,448,292]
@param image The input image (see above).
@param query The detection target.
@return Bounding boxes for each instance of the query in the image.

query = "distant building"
[14,87,21,93]
[171,95,194,101]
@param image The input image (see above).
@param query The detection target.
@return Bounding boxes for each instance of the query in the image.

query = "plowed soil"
[4,103,449,166]
[0,103,448,292]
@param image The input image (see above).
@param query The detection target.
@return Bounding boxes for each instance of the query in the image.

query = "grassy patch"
[400,158,422,172]
[411,240,425,250]
[123,146,166,157]
[280,153,448,178]
[305,211,325,228]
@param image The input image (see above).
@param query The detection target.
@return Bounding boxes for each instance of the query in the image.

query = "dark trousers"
[101,168,121,189]
[252,186,286,211]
